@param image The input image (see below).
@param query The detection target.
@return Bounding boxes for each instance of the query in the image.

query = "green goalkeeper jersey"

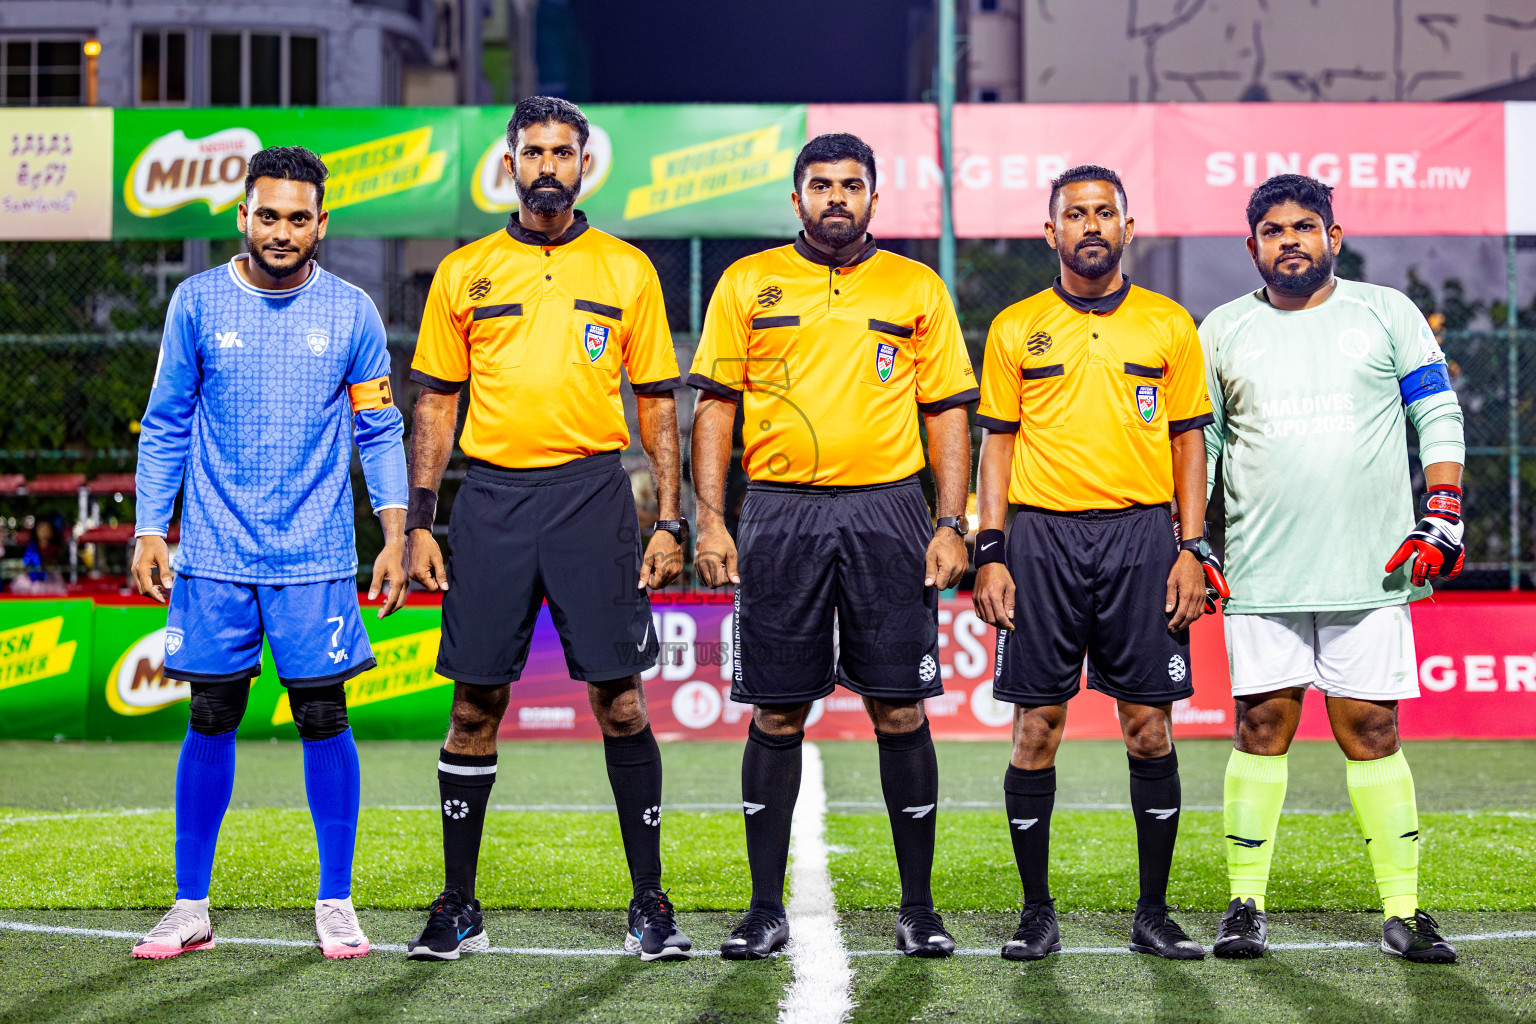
[1199,278,1465,615]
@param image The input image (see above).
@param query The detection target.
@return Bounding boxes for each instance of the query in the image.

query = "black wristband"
[406,487,438,533]
[974,528,1007,567]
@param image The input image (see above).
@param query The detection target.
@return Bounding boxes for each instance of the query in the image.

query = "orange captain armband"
[348,376,394,413]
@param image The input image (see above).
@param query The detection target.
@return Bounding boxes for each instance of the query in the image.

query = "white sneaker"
[316,897,370,959]
[133,898,215,959]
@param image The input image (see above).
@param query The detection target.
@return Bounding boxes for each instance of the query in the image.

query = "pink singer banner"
[806,103,1507,238]
[498,593,1536,742]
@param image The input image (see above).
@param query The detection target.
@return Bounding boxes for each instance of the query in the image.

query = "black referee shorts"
[992,503,1193,707]
[438,451,660,687]
[732,475,941,705]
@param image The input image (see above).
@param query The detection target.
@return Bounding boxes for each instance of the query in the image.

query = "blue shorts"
[164,575,376,688]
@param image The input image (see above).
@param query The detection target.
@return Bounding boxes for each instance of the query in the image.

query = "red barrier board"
[804,102,1507,238]
[498,594,1536,743]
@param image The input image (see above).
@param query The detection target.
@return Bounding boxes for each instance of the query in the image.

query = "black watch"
[936,515,968,538]
[1179,536,1211,559]
[654,518,689,543]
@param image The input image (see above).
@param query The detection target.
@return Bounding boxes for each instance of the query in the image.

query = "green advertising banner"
[109,105,805,240]
[81,602,453,741]
[457,104,805,238]
[0,600,92,739]
[112,107,460,239]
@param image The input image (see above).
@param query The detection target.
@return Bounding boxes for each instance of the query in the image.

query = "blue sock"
[174,727,238,901]
[302,728,361,901]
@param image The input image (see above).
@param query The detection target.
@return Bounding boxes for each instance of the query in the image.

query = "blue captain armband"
[1399,363,1452,405]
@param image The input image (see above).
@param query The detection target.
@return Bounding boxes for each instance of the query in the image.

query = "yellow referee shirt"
[688,235,977,486]
[410,212,680,469]
[976,278,1212,511]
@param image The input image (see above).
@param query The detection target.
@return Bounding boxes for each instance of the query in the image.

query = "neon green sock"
[1224,749,1288,911]
[1346,750,1420,922]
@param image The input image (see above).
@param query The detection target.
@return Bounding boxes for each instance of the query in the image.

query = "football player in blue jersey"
[129,146,409,960]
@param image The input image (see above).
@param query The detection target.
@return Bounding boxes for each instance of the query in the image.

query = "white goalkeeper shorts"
[1225,604,1420,701]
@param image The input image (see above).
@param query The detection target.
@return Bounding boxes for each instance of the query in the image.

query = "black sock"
[876,721,938,908]
[741,721,802,911]
[438,748,496,900]
[603,725,664,895]
[1128,746,1181,910]
[1003,764,1055,904]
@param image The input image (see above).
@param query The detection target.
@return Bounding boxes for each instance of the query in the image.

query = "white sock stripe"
[436,762,497,777]
[778,742,854,1024]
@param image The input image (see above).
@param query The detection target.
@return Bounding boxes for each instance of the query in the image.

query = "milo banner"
[456,104,804,238]
[112,107,459,239]
[83,603,453,741]
[0,600,91,740]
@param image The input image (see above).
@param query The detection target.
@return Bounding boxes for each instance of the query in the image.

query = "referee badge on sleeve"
[1136,384,1159,423]
[874,341,897,383]
[583,323,610,362]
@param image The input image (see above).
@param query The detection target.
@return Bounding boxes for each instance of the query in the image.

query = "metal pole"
[937,0,956,300]
[1509,234,1521,591]
[688,237,702,336]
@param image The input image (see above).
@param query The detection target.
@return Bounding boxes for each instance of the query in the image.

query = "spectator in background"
[24,516,64,577]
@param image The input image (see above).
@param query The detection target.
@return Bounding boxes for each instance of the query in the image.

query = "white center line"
[778,742,854,1024]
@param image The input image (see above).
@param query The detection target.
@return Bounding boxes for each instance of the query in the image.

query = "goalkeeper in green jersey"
[1199,175,1465,964]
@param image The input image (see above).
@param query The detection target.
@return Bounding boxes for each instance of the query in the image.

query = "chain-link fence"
[1,238,1531,591]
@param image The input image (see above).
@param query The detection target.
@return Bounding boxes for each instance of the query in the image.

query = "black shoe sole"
[720,945,782,961]
[1383,943,1457,964]
[898,941,955,959]
[1001,941,1062,962]
[1130,942,1207,961]
[1213,939,1266,960]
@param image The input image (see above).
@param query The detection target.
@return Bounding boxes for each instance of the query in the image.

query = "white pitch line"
[778,742,855,1024]
[1,919,1531,958]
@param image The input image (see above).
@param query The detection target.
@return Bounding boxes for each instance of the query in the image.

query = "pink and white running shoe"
[132,898,215,959]
[316,897,370,959]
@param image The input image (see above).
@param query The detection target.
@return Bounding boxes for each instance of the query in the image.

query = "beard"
[246,232,317,280]
[804,203,871,250]
[516,172,581,218]
[1260,246,1334,296]
[1059,235,1122,280]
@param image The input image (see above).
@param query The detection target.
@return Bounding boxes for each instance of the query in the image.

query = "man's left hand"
[369,538,409,618]
[640,530,683,590]
[926,526,968,590]
[1386,486,1465,586]
[1165,550,1206,632]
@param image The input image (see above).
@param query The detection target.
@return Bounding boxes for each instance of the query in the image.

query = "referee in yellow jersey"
[690,133,978,960]
[402,97,691,963]
[972,165,1224,963]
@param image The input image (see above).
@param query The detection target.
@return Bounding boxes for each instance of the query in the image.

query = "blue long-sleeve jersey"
[134,257,408,584]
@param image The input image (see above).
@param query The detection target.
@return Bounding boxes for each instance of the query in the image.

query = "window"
[977,0,999,10]
[208,31,320,106]
[138,29,188,105]
[979,88,1000,102]
[0,37,85,106]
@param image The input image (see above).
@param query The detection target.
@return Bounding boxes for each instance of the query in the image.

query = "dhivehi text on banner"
[112,107,459,239]
[0,108,113,240]
[457,104,805,238]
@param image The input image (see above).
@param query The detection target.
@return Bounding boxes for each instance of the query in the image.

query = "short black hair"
[1246,174,1334,235]
[1048,164,1127,220]
[507,95,590,151]
[794,133,876,193]
[244,146,327,205]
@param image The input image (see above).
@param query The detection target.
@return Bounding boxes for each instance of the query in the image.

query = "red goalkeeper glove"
[1172,511,1231,613]
[1385,485,1465,586]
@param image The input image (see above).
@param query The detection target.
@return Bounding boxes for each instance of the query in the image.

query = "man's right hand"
[973,562,1016,631]
[694,523,739,588]
[406,528,449,592]
[131,535,174,603]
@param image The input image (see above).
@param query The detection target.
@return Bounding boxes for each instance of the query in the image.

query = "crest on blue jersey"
[165,628,184,656]
[1136,384,1158,423]
[875,341,897,383]
[306,328,330,356]
[583,323,610,362]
